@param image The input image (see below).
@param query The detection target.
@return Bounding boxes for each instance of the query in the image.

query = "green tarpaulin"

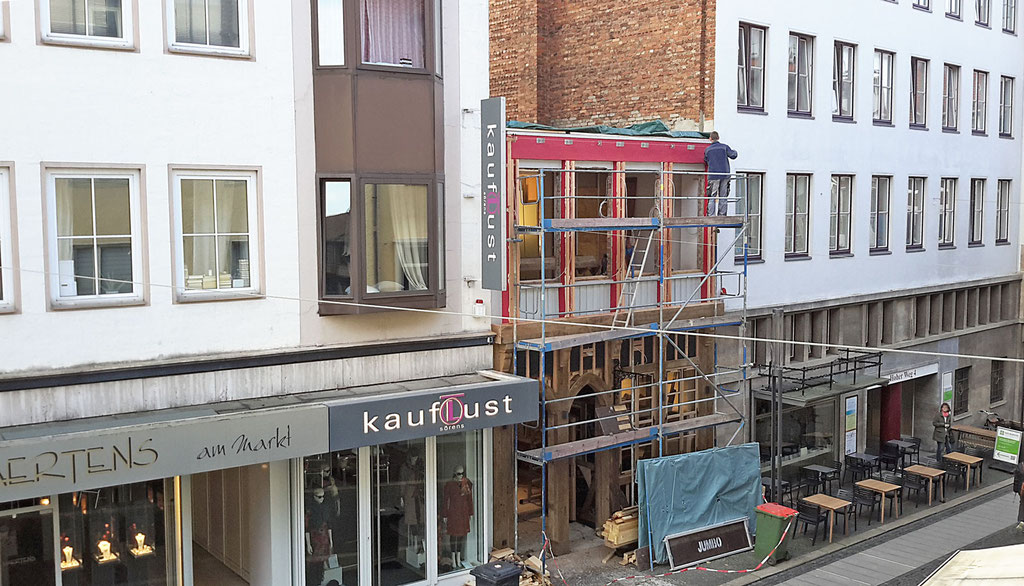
[507,120,708,139]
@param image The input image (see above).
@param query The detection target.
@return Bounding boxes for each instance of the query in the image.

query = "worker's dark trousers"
[1018,495,1024,523]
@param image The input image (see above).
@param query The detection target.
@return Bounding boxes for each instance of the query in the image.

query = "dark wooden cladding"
[313,74,355,171]
[353,74,438,174]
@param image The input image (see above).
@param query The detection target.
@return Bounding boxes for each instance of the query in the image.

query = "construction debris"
[619,551,637,566]
[602,506,639,547]
[488,548,552,586]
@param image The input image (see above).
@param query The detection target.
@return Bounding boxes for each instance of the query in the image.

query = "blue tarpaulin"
[637,443,762,565]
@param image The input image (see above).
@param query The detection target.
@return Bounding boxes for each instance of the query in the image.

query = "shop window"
[168,0,250,56]
[754,398,837,473]
[362,0,425,68]
[41,0,134,49]
[954,366,970,415]
[372,438,426,586]
[303,450,359,586]
[437,431,485,574]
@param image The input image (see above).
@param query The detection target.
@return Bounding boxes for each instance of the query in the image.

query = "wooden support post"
[696,333,716,450]
[492,424,516,548]
[595,447,615,527]
[547,348,572,553]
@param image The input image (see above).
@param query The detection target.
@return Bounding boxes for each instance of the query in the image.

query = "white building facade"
[0,1,522,586]
[715,0,1024,473]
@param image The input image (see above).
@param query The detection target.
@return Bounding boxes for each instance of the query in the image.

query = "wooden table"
[802,493,852,543]
[944,452,984,490]
[904,464,946,505]
[855,479,902,523]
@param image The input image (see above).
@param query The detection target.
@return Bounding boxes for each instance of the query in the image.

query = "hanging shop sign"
[0,405,328,502]
[663,518,752,570]
[480,96,507,291]
[328,375,536,450]
[886,363,939,384]
[994,427,1022,465]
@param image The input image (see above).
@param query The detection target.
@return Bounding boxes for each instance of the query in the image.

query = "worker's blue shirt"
[704,141,738,180]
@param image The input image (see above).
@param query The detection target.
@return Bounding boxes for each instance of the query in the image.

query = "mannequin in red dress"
[442,466,473,567]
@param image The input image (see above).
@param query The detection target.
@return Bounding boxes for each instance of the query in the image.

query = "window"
[785,174,810,256]
[830,175,853,254]
[954,366,970,415]
[362,0,426,68]
[911,58,929,126]
[870,176,891,251]
[0,3,6,40]
[45,169,143,307]
[990,361,1005,404]
[996,179,1010,242]
[907,177,926,249]
[972,70,989,133]
[788,34,814,115]
[737,23,766,110]
[41,0,134,48]
[168,0,250,56]
[317,0,345,66]
[832,42,855,119]
[734,172,763,260]
[320,178,444,309]
[999,76,1014,136]
[172,170,260,300]
[939,178,957,246]
[942,64,960,130]
[948,0,963,16]
[969,178,985,244]
[0,168,12,311]
[977,0,992,24]
[873,50,894,122]
[915,0,932,8]
[1004,0,1017,31]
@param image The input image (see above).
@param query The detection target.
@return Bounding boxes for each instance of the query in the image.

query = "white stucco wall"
[0,1,302,372]
[715,0,1024,310]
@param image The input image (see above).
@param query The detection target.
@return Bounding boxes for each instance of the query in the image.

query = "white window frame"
[942,64,960,130]
[996,179,1010,242]
[948,0,963,17]
[734,172,763,260]
[999,76,1014,136]
[977,0,992,24]
[939,177,957,246]
[832,42,855,119]
[911,58,929,126]
[171,169,262,302]
[0,168,14,313]
[316,0,345,67]
[972,70,989,133]
[829,175,853,254]
[44,168,145,309]
[873,50,894,123]
[39,0,136,49]
[907,177,926,249]
[785,174,810,256]
[166,0,251,57]
[0,2,7,41]
[915,0,932,9]
[737,23,767,110]
[1004,0,1017,31]
[969,178,985,244]
[870,176,891,251]
[788,33,814,115]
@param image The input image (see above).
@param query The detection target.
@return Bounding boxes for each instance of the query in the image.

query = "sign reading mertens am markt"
[480,97,507,291]
[0,406,328,502]
[328,376,536,450]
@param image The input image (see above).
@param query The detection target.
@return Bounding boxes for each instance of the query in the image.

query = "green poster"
[994,427,1022,464]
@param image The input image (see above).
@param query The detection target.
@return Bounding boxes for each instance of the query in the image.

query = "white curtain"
[362,0,425,67]
[388,189,428,291]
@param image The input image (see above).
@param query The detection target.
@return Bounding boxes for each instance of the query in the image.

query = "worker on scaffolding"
[703,131,738,216]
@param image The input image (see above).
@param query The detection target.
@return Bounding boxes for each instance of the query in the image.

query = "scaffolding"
[502,160,755,562]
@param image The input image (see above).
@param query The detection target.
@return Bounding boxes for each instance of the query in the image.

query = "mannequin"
[399,449,424,565]
[442,465,474,567]
[305,488,335,558]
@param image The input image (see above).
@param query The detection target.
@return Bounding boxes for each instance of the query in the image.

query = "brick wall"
[490,0,715,130]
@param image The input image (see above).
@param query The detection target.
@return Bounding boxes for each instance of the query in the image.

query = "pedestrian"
[932,402,955,464]
[703,131,738,216]
[1014,459,1024,532]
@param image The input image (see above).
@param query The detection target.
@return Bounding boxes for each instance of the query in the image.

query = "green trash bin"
[754,503,798,564]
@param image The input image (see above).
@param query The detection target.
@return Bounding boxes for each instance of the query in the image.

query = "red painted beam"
[510,133,708,165]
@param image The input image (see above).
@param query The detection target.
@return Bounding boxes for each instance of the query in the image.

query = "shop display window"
[755,399,838,476]
[0,500,56,586]
[437,431,484,575]
[371,439,427,586]
[304,449,359,586]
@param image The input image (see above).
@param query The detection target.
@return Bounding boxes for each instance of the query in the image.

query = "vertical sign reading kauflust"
[480,97,507,291]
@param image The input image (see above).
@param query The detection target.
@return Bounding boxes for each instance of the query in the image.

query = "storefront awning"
[753,376,887,408]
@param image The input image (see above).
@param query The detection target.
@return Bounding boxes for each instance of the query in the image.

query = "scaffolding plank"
[514,315,741,352]
[663,215,743,228]
[533,216,743,232]
[516,412,742,463]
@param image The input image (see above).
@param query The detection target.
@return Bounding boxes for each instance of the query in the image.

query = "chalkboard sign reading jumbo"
[663,518,752,570]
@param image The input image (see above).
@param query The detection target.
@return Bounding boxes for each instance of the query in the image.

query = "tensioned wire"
[3,263,1022,366]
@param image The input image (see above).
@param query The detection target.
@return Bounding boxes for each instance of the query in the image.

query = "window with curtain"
[788,33,813,115]
[996,179,1010,242]
[999,76,1014,136]
[833,42,855,119]
[907,177,926,249]
[910,58,929,127]
[972,70,989,133]
[942,64,960,130]
[1003,0,1017,31]
[977,0,992,24]
[785,174,810,255]
[734,173,763,260]
[362,0,426,68]
[44,0,131,46]
[364,184,429,294]
[947,0,963,17]
[175,172,258,297]
[829,175,853,254]
[939,178,957,246]
[171,0,246,52]
[969,178,985,244]
[873,50,894,123]
[870,176,891,251]
[737,23,766,110]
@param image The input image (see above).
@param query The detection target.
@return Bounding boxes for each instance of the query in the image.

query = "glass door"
[0,506,56,586]
[371,439,426,586]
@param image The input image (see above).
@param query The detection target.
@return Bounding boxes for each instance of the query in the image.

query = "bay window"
[168,0,250,56]
[833,42,855,119]
[41,0,134,48]
[788,33,814,115]
[362,0,426,68]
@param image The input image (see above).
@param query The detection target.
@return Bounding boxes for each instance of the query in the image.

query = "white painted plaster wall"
[715,0,1024,310]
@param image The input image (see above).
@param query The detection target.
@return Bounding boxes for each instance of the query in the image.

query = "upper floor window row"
[930,0,1016,31]
[316,0,443,74]
[35,0,252,56]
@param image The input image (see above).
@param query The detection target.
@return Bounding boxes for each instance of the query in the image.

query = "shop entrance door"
[0,507,55,586]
